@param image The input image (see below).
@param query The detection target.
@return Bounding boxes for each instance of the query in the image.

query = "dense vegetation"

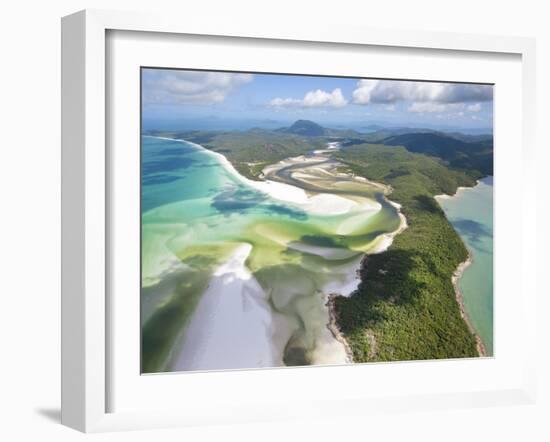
[381,132,493,175]
[149,121,493,179]
[333,143,480,361]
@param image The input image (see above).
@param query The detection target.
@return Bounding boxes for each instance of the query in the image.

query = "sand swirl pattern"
[141,136,404,373]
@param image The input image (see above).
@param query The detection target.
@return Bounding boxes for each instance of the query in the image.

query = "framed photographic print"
[61,9,538,432]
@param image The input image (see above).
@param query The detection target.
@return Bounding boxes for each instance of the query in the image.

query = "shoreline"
[148,135,369,216]
[324,188,409,363]
[433,178,482,200]
[269,142,410,363]
[258,140,409,363]
[452,253,487,357]
[435,179,489,357]
[214,134,409,363]
[147,135,409,365]
[326,294,354,363]
[370,197,408,254]
[324,197,408,363]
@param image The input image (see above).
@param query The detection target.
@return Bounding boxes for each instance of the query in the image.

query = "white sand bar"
[172,244,280,371]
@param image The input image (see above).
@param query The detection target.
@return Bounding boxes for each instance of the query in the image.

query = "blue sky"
[142,68,493,131]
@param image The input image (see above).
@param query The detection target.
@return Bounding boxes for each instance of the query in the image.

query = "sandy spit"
[151,136,365,216]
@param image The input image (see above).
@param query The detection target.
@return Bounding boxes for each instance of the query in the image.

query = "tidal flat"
[141,136,405,372]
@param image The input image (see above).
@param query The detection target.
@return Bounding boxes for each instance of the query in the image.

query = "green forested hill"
[277,119,329,136]
[149,122,493,178]
[381,132,493,175]
[333,143,480,361]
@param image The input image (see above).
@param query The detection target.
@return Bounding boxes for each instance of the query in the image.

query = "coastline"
[275,143,410,363]
[324,191,409,363]
[452,253,487,357]
[370,197,408,254]
[433,178,481,200]
[318,140,493,362]
[146,135,409,366]
[148,136,370,217]
[435,179,490,358]
[209,134,408,362]
[326,294,354,363]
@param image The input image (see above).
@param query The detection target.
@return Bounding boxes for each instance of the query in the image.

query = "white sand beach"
[171,137,371,216]
[172,244,280,371]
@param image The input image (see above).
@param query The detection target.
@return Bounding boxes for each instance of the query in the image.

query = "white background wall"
[0,1,547,441]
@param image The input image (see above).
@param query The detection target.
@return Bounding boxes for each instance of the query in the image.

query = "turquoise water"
[141,135,402,372]
[436,177,493,355]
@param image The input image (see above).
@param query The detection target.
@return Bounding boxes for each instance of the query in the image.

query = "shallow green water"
[141,136,401,372]
[436,177,493,355]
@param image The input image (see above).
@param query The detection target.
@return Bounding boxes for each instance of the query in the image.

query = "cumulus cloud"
[269,88,347,108]
[352,79,493,109]
[351,80,381,105]
[142,69,253,105]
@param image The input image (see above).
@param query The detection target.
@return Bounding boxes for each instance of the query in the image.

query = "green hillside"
[333,143,480,361]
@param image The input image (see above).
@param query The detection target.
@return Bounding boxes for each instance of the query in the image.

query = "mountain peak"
[285,120,327,136]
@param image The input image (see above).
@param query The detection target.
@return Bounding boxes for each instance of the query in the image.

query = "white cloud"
[351,80,379,105]
[269,88,347,108]
[467,103,482,112]
[352,79,493,108]
[304,88,347,107]
[143,70,253,104]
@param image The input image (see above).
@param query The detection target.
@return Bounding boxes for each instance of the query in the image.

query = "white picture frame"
[61,9,538,433]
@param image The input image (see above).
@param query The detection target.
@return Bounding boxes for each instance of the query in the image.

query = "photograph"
[140,68,494,374]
